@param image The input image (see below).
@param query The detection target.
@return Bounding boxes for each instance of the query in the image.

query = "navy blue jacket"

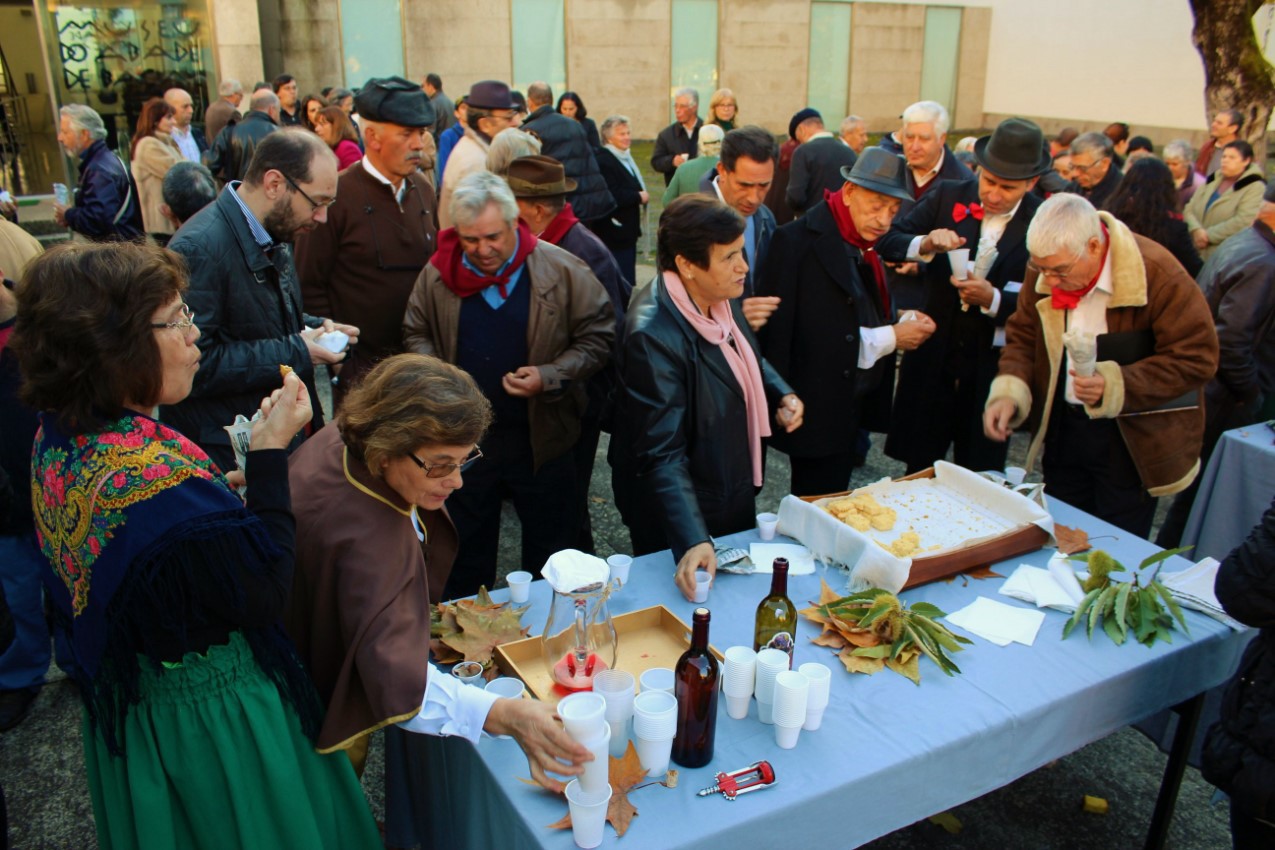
[64,140,144,242]
[521,106,616,223]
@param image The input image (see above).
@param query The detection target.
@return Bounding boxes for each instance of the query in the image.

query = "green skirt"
[83,632,381,850]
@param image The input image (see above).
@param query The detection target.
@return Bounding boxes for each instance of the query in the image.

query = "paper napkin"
[946,596,1047,647]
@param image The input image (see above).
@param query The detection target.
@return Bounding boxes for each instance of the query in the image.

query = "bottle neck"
[770,567,789,597]
[691,609,711,650]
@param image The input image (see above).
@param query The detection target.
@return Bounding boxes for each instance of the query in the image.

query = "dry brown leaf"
[817,578,842,606]
[1055,523,1092,555]
[886,653,921,685]
[548,740,647,837]
[838,649,886,675]
[440,603,530,666]
[812,630,849,649]
[842,629,882,648]
[799,604,829,625]
[964,565,1004,581]
[429,638,463,665]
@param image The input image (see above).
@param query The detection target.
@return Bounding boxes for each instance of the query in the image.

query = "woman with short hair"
[1185,140,1267,260]
[313,105,362,171]
[1163,140,1206,212]
[14,240,381,849]
[556,91,600,149]
[705,88,738,132]
[611,195,803,600]
[485,127,542,176]
[594,114,648,286]
[130,98,183,244]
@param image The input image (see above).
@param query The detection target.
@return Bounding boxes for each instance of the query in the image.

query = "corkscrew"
[696,761,776,800]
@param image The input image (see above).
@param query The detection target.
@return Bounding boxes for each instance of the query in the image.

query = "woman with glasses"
[13,241,383,848]
[285,352,589,847]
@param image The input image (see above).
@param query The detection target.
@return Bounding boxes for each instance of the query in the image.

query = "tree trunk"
[1190,0,1275,162]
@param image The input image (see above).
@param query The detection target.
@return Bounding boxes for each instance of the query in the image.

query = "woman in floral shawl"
[11,242,379,849]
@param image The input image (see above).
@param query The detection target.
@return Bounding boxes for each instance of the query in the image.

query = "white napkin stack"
[999,553,1087,613]
[945,597,1046,647]
[748,543,817,575]
[1159,558,1246,632]
[542,550,610,594]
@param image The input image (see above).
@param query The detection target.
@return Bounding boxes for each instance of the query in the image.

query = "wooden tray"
[801,467,1050,590]
[494,605,725,703]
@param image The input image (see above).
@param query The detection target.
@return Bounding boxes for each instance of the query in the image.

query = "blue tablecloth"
[1181,424,1275,561]
[416,501,1250,849]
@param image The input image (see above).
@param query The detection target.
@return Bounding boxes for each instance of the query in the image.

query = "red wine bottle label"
[765,631,794,660]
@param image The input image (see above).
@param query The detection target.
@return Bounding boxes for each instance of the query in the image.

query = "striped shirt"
[226,181,273,250]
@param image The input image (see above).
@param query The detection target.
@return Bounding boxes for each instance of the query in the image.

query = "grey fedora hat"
[840,147,912,202]
[974,117,1053,179]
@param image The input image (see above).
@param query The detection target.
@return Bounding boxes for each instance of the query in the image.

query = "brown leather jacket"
[987,213,1219,497]
[402,239,615,470]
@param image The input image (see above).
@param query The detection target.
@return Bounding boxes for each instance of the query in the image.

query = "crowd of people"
[1,67,1273,850]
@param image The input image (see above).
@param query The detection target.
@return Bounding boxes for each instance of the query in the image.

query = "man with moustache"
[878,118,1049,474]
[296,77,437,408]
[758,149,937,495]
[163,129,360,470]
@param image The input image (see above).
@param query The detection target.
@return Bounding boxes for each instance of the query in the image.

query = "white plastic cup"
[564,779,613,849]
[1004,466,1027,486]
[757,698,774,725]
[772,670,810,726]
[506,570,532,603]
[632,690,677,739]
[639,667,674,695]
[577,723,612,795]
[606,717,630,758]
[592,669,636,758]
[757,511,779,540]
[725,693,751,720]
[797,662,832,710]
[52,182,69,206]
[722,646,757,697]
[451,661,484,685]
[558,692,607,740]
[634,733,674,777]
[754,648,789,704]
[606,554,633,586]
[804,705,826,731]
[948,248,971,280]
[775,721,802,749]
[484,677,525,699]
[693,570,711,603]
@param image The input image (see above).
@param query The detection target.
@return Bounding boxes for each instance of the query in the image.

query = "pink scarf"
[662,270,770,486]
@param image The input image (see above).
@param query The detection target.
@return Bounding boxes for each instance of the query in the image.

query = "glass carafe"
[542,578,618,692]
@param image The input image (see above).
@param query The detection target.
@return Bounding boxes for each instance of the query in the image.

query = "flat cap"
[354,76,435,127]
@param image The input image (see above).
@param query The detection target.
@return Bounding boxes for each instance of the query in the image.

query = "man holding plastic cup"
[982,193,1217,537]
[878,117,1051,475]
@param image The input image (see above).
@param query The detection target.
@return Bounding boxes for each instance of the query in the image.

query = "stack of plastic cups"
[798,662,831,731]
[639,667,674,695]
[564,778,612,849]
[557,693,611,802]
[592,669,636,758]
[753,648,789,725]
[771,670,810,749]
[631,690,677,776]
[721,646,757,719]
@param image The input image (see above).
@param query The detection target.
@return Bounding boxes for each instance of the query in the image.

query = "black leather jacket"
[610,275,792,560]
[521,106,615,222]
[209,111,278,184]
[161,186,325,471]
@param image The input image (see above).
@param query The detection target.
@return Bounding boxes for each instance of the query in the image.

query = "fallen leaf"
[437,595,530,667]
[817,578,842,606]
[799,604,829,625]
[429,638,463,665]
[812,630,849,649]
[928,811,963,834]
[1056,524,1092,555]
[964,565,1004,580]
[838,649,885,675]
[886,653,921,685]
[841,629,882,648]
[548,740,649,838]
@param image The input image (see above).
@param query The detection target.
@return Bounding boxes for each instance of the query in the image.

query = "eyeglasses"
[1068,157,1107,174]
[151,302,195,333]
[281,173,336,210]
[408,447,483,479]
[1027,253,1083,280]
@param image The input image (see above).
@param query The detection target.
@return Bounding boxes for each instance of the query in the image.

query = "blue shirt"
[461,232,526,309]
[225,181,273,251]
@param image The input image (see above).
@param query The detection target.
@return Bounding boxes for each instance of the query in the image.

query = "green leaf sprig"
[1061,548,1192,647]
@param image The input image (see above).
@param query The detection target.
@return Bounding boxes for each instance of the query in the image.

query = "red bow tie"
[952,202,984,223]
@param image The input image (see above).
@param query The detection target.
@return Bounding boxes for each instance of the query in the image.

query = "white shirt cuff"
[906,235,934,263]
[858,325,897,369]
[396,662,501,744]
[980,287,1002,318]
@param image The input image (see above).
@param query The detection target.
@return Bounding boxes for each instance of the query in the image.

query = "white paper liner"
[1063,328,1097,377]
[543,549,610,594]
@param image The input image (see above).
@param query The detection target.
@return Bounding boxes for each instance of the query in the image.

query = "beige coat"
[1184,162,1266,260]
[0,218,42,282]
[131,134,182,235]
[438,128,489,229]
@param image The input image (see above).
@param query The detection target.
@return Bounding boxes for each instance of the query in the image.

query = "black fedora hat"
[840,147,912,202]
[974,118,1053,180]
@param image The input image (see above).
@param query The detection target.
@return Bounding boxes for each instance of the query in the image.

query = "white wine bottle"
[753,558,796,667]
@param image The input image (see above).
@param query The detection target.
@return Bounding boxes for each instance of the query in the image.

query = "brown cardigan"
[987,213,1219,497]
[285,423,457,752]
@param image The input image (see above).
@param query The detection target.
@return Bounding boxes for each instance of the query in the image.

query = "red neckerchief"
[953,202,983,223]
[1050,224,1110,310]
[538,202,580,246]
[429,220,538,300]
[825,189,890,315]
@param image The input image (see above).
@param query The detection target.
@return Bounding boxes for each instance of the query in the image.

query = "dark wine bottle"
[672,607,720,768]
[754,557,797,667]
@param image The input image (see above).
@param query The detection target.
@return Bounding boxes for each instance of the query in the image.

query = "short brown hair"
[337,354,493,476]
[13,242,186,435]
[657,194,745,272]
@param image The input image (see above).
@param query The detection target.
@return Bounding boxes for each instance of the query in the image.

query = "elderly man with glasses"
[162,128,360,472]
[983,193,1217,537]
[1063,131,1123,210]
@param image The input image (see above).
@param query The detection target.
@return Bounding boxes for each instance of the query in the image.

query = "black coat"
[611,275,792,560]
[1155,217,1204,278]
[63,140,144,242]
[877,177,1041,470]
[698,170,776,297]
[521,106,615,222]
[651,119,702,185]
[1064,163,1123,210]
[161,186,325,471]
[756,200,895,457]
[1203,496,1275,821]
[594,147,644,249]
[889,147,974,311]
[787,135,858,213]
[209,111,278,184]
